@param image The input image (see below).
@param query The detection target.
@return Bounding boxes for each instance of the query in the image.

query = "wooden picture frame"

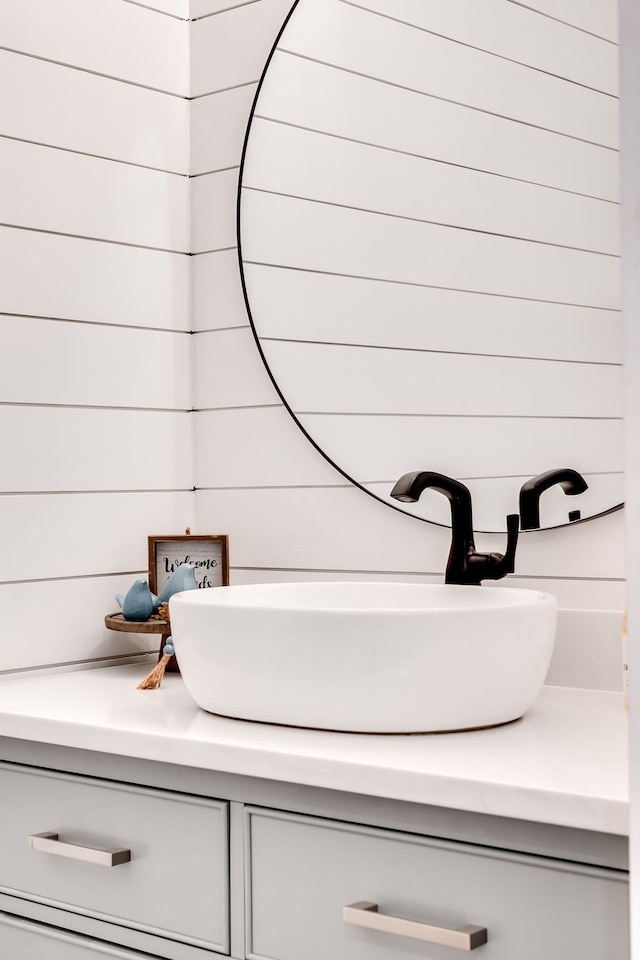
[148,535,229,595]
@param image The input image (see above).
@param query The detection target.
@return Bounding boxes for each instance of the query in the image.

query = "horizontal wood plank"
[147,0,189,15]
[194,406,624,488]
[194,328,279,409]
[258,341,623,418]
[190,0,294,96]
[228,567,626,615]
[243,118,620,254]
[256,52,618,200]
[0,491,195,583]
[256,50,619,200]
[241,192,620,308]
[3,0,188,94]
[194,404,623,530]
[0,408,194,492]
[0,577,159,673]
[0,317,192,409]
[193,249,249,331]
[191,168,239,252]
[351,0,618,94]
[515,0,617,41]
[196,486,625,579]
[281,0,618,146]
[0,228,190,331]
[242,264,622,363]
[190,0,261,16]
[191,84,257,174]
[194,407,343,488]
[1,139,189,252]
[2,50,188,173]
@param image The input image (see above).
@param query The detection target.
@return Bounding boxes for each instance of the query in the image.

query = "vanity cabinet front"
[0,752,629,960]
[0,912,168,960]
[246,808,630,960]
[0,763,229,957]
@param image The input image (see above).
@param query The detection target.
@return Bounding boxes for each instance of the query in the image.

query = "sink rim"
[170,581,556,616]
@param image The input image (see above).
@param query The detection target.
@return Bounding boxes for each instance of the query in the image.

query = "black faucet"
[519,468,588,530]
[390,471,519,586]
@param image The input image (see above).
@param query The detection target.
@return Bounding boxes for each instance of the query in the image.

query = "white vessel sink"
[169,582,557,734]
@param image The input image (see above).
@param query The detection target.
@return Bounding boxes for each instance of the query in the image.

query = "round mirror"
[238,0,622,532]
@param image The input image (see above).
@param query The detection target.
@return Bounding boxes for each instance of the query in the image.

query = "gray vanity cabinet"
[0,913,158,959]
[0,762,229,959]
[246,808,629,960]
[0,748,630,960]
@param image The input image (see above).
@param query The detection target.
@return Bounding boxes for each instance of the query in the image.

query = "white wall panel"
[362,476,622,534]
[260,342,622,418]
[196,487,625,580]
[0,408,193,492]
[190,0,293,95]
[257,53,619,200]
[355,0,618,94]
[3,0,188,94]
[228,568,625,619]
[241,193,620,308]
[242,264,622,362]
[0,318,191,410]
[145,0,189,16]
[194,327,279,408]
[243,119,620,254]
[548,610,624,691]
[193,249,249,331]
[191,168,239,252]
[0,229,190,331]
[0,578,160,673]
[2,51,189,173]
[195,406,344,487]
[281,0,618,146]
[191,84,257,174]
[191,0,261,17]
[1,140,189,252]
[194,406,623,494]
[518,0,617,41]
[0,492,194,582]
[312,415,624,481]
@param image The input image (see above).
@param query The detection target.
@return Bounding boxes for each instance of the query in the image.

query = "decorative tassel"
[137,638,175,690]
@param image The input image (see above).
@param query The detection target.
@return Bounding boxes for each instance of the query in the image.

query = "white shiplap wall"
[192,0,626,689]
[0,0,193,672]
[0,0,625,684]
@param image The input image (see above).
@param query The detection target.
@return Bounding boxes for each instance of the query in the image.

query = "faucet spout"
[391,471,517,585]
[519,468,588,530]
[390,470,474,544]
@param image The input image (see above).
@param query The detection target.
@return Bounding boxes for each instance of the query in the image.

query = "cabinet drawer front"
[0,911,163,959]
[0,764,228,952]
[246,809,629,960]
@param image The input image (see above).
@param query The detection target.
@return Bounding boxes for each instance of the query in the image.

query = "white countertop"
[0,664,628,836]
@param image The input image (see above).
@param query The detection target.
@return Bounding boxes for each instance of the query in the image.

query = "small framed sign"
[148,534,229,594]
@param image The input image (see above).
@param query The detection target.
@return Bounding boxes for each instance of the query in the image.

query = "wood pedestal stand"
[104,613,180,673]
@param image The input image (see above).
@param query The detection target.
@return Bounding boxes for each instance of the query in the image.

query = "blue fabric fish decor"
[155,563,198,606]
[116,579,157,622]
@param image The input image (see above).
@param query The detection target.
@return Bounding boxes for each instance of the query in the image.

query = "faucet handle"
[498,513,519,575]
[464,514,519,584]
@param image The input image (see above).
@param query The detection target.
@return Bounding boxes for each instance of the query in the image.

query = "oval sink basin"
[169,582,557,734]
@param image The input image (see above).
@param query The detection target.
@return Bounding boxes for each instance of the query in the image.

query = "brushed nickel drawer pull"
[344,901,487,951]
[28,832,131,867]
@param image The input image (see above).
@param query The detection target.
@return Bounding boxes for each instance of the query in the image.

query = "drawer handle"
[28,832,131,867]
[344,901,487,952]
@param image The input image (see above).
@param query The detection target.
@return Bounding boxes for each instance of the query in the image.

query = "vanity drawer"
[0,764,229,953]
[246,808,629,960]
[0,912,160,960]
